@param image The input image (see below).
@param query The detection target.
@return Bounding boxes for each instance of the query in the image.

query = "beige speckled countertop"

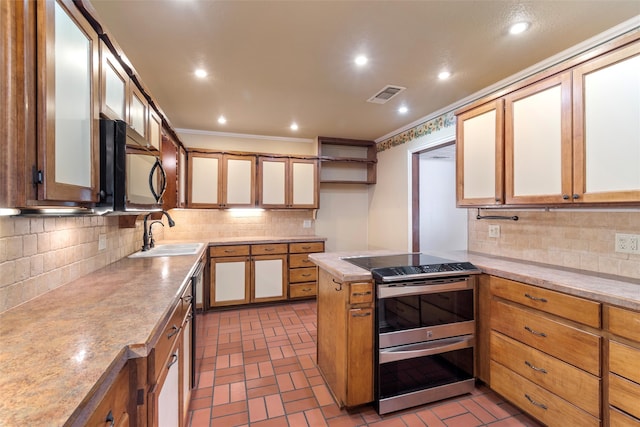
[309,250,640,311]
[205,235,326,245]
[0,244,207,426]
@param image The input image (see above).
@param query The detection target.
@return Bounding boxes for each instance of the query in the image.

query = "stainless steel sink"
[128,243,204,258]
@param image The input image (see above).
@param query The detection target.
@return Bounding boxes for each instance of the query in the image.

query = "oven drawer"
[491,299,601,376]
[490,276,601,328]
[491,331,600,417]
[491,361,600,427]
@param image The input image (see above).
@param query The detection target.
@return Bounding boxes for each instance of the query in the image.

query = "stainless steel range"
[343,254,481,415]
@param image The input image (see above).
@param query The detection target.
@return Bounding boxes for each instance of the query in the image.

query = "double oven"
[344,254,480,415]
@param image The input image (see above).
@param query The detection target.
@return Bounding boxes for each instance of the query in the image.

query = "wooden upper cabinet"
[258,157,318,209]
[188,152,255,208]
[128,83,147,141]
[504,72,573,204]
[100,41,128,121]
[37,0,100,203]
[456,99,504,206]
[188,152,222,207]
[148,109,162,150]
[572,42,640,203]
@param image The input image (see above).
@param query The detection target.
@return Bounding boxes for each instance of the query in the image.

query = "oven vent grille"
[367,85,406,104]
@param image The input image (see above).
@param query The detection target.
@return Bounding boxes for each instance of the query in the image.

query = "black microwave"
[97,119,166,214]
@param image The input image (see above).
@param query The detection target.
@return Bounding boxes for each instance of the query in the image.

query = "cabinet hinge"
[32,167,43,185]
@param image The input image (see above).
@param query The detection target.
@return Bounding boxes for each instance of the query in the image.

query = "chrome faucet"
[142,210,176,251]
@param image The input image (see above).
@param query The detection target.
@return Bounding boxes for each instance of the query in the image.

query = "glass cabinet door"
[38,0,99,202]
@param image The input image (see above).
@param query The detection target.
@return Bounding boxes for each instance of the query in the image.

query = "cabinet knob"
[573,194,580,199]
[495,198,501,202]
[562,194,570,200]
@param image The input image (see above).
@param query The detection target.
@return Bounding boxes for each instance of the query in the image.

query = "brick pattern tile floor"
[188,301,543,427]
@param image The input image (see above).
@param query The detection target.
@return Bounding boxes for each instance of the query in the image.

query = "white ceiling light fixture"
[509,21,530,35]
[194,68,208,78]
[290,122,299,131]
[354,55,368,66]
[217,115,227,124]
[438,71,451,80]
[398,106,408,114]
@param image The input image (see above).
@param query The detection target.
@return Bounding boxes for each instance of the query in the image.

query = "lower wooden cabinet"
[487,276,603,427]
[86,361,135,427]
[288,241,324,299]
[316,268,374,407]
[606,305,640,426]
[208,241,325,307]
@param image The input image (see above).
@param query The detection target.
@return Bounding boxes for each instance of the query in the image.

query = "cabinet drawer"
[610,340,640,384]
[608,305,640,342]
[252,243,288,255]
[610,373,640,419]
[289,253,315,268]
[289,242,324,253]
[491,361,600,427]
[610,406,640,427]
[210,245,250,257]
[150,304,183,382]
[491,331,600,417]
[491,300,601,375]
[289,283,317,298]
[289,267,317,283]
[490,276,601,328]
[350,282,373,304]
[86,362,131,426]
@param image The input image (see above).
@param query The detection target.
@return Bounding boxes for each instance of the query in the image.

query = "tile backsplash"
[468,209,640,279]
[0,209,315,313]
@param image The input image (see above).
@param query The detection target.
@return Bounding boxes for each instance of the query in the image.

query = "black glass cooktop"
[342,253,480,282]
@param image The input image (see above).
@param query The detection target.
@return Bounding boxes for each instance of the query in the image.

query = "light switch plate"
[303,220,312,228]
[98,234,107,251]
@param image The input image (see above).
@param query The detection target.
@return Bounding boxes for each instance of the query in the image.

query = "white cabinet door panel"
[292,162,316,206]
[191,156,219,205]
[215,261,247,302]
[253,258,284,300]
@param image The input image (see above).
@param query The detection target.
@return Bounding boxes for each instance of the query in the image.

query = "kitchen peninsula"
[310,250,640,425]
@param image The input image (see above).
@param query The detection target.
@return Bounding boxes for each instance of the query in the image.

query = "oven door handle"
[379,334,474,364]
[377,279,471,299]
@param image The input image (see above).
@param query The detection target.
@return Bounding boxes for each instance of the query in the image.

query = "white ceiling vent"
[367,85,406,104]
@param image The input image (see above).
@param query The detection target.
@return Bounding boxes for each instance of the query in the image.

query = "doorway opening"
[411,143,467,252]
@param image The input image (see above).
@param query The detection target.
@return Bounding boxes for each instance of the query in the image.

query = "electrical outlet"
[98,234,107,251]
[303,220,312,228]
[615,233,640,254]
[488,225,500,238]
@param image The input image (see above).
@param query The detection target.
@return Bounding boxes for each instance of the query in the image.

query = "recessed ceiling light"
[290,122,299,131]
[194,69,208,78]
[509,22,530,35]
[438,71,451,80]
[398,106,408,114]
[354,55,368,66]
[217,115,227,124]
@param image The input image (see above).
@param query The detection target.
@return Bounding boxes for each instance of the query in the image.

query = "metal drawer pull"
[352,291,372,296]
[525,293,547,303]
[167,353,178,369]
[302,246,311,250]
[167,324,181,339]
[302,273,312,277]
[302,288,312,292]
[524,394,548,410]
[525,360,548,374]
[224,249,235,253]
[105,410,115,427]
[264,247,275,251]
[182,295,193,303]
[524,326,547,337]
[352,311,371,317]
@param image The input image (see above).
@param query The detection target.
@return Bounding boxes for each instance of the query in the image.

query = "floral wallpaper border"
[376,111,456,152]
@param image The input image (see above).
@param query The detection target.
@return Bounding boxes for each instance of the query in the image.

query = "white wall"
[315,184,370,252]
[368,125,456,251]
[419,151,467,251]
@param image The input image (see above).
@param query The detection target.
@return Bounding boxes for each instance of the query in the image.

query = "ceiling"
[88,1,640,144]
